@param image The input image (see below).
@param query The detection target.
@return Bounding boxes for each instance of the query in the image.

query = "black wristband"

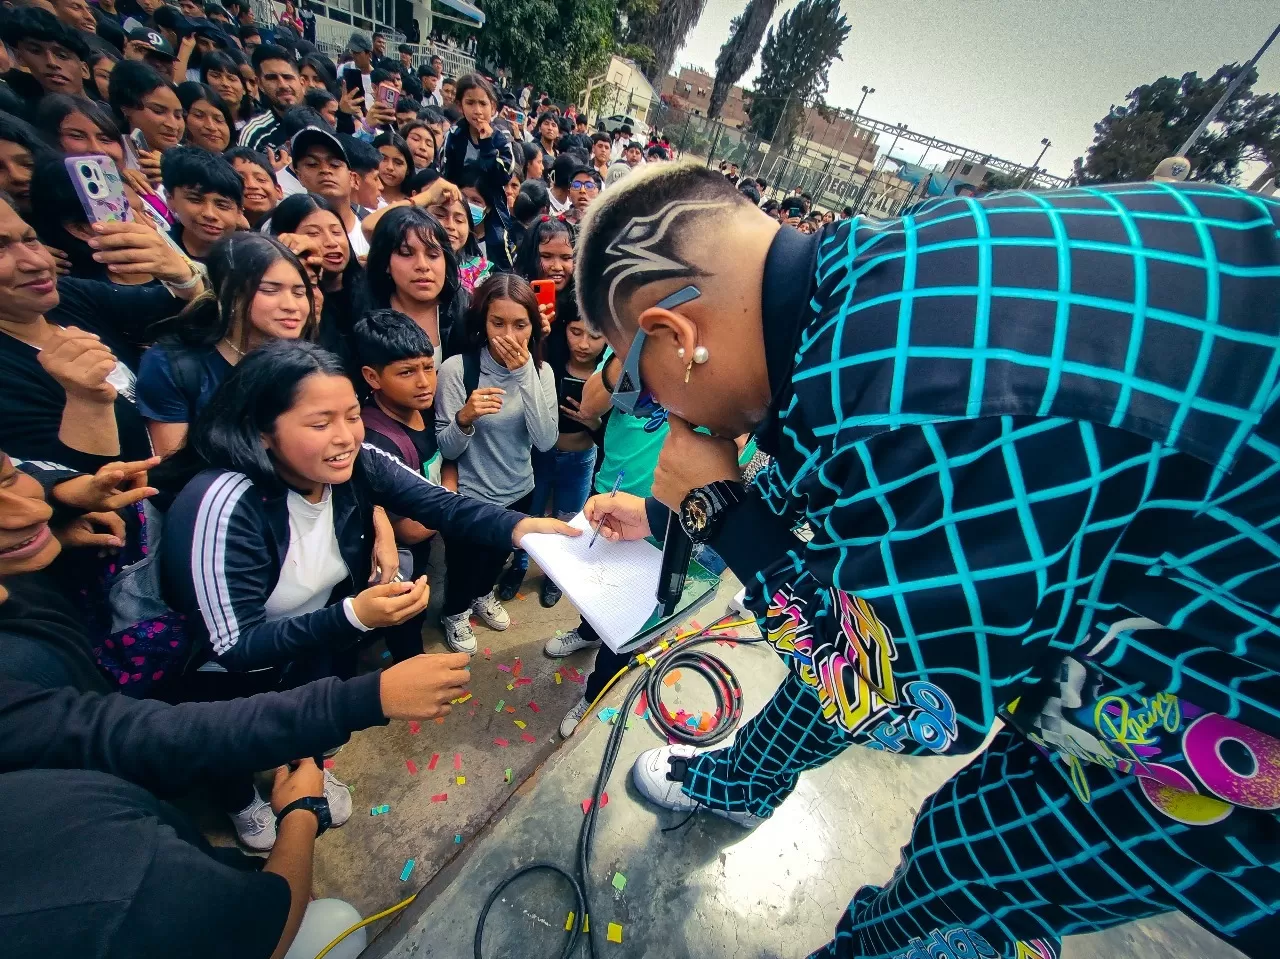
[276,796,331,835]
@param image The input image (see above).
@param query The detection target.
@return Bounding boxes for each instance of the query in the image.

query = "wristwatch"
[276,796,332,834]
[679,480,745,544]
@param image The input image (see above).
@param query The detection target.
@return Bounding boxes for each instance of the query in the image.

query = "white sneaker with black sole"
[229,791,276,851]
[631,745,763,829]
[471,591,510,630]
[559,695,591,737]
[323,769,352,826]
[442,611,477,653]
[543,628,600,658]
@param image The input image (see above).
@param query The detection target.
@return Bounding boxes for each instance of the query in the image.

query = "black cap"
[290,126,349,166]
[126,26,176,59]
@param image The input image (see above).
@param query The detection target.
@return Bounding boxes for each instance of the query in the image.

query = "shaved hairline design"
[599,199,734,332]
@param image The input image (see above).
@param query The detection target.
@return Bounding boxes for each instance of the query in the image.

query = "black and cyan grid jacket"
[744,183,1280,809]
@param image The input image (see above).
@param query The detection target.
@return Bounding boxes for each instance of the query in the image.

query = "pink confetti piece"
[431,793,447,803]
[514,677,532,687]
[512,659,523,677]
[453,753,462,771]
[427,753,440,771]
[405,759,418,775]
[408,721,421,734]
[493,737,510,747]
[581,792,609,814]
[528,701,541,713]
[635,691,648,716]
[323,758,335,769]
[496,663,512,672]
[484,647,491,658]
[521,733,536,743]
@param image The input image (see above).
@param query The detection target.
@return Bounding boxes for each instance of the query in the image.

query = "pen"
[588,470,625,549]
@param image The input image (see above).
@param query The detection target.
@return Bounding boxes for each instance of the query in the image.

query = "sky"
[674,0,1280,179]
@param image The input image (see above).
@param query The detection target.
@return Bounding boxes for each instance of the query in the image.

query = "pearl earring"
[692,346,710,364]
[677,347,686,359]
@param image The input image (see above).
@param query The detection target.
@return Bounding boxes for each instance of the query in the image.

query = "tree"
[1078,64,1280,184]
[707,0,777,121]
[625,0,708,87]
[474,0,615,102]
[746,0,850,156]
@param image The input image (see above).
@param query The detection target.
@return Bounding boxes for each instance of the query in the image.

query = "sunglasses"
[570,179,599,192]
[610,285,702,418]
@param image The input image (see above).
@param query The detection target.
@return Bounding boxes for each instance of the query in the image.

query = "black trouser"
[442,490,533,617]
[580,620,628,704]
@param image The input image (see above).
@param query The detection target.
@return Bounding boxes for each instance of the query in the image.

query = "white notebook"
[519,512,664,652]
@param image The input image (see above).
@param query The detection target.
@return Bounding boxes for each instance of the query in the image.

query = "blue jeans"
[510,445,597,573]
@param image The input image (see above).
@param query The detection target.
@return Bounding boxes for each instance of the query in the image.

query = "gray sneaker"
[442,611,478,653]
[543,628,600,658]
[559,695,591,737]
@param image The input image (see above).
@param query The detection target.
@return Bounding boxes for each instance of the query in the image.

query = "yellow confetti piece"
[583,915,589,933]
[507,683,514,691]
[564,911,574,931]
[513,719,526,729]
[455,776,466,785]
[555,673,562,684]
[607,922,623,943]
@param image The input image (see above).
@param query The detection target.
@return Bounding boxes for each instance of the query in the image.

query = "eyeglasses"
[570,179,599,192]
[610,285,701,418]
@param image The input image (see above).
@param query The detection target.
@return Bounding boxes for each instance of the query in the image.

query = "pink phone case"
[65,155,131,224]
[377,83,399,110]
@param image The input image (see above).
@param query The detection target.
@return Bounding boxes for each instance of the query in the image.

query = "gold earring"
[684,359,694,383]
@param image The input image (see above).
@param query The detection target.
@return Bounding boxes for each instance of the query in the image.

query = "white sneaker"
[630,745,762,829]
[471,591,510,630]
[323,769,352,827]
[442,611,478,653]
[559,695,591,737]
[230,791,276,851]
[543,628,601,658]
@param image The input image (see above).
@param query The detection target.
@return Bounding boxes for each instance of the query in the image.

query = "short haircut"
[280,105,330,137]
[512,179,550,223]
[304,87,336,114]
[224,145,278,186]
[575,161,752,335]
[590,132,610,146]
[370,67,392,86]
[779,196,806,217]
[536,111,558,129]
[737,178,761,204]
[251,42,292,74]
[344,135,381,175]
[625,141,642,152]
[396,96,421,114]
[454,72,497,108]
[417,64,437,79]
[619,125,632,136]
[162,146,244,204]
[0,110,48,156]
[441,76,455,87]
[108,60,174,117]
[418,106,446,126]
[755,178,767,190]
[550,152,583,190]
[353,308,435,370]
[397,43,413,55]
[1,7,89,61]
[239,23,261,40]
[644,145,669,161]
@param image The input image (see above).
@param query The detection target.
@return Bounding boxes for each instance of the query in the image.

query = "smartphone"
[129,128,149,154]
[561,375,586,408]
[531,279,556,309]
[64,154,131,224]
[343,67,363,95]
[376,82,399,110]
[515,110,526,125]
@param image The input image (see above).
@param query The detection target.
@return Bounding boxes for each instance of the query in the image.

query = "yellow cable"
[315,616,756,959]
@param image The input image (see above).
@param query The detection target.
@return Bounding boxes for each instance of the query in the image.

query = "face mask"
[468,203,485,226]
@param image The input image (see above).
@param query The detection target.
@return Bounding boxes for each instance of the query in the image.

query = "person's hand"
[88,221,201,291]
[270,758,324,816]
[472,117,492,140]
[48,245,72,277]
[275,232,323,280]
[366,98,395,128]
[558,395,597,427]
[537,302,554,337]
[137,149,162,187]
[652,415,742,510]
[369,506,399,585]
[266,145,291,172]
[176,34,196,63]
[487,334,529,370]
[457,387,504,428]
[379,652,471,720]
[349,577,431,629]
[583,490,650,543]
[410,177,461,210]
[122,167,154,201]
[338,85,364,116]
[38,327,118,405]
[55,510,125,552]
[52,457,160,512]
[511,516,581,546]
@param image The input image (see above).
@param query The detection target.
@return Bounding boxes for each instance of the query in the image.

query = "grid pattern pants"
[682,676,1280,959]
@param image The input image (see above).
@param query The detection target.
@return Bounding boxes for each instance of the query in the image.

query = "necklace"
[220,337,245,358]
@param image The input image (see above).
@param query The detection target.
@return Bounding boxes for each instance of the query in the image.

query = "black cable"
[474,620,766,959]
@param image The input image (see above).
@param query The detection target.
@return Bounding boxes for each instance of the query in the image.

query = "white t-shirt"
[549,190,572,216]
[264,486,349,622]
[348,217,370,258]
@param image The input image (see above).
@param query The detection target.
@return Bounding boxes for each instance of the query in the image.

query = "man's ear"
[637,301,698,364]
[360,364,382,392]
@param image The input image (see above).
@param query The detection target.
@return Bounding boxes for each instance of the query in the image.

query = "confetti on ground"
[611,871,627,891]
[408,721,421,734]
[431,793,447,803]
[505,706,517,713]
[454,753,463,770]
[555,673,562,685]
[514,677,533,687]
[504,768,512,783]
[400,859,415,882]
[663,670,682,687]
[428,753,440,771]
[565,911,574,931]
[493,737,510,747]
[370,804,390,816]
[495,699,506,711]
[635,691,648,716]
[512,658,523,677]
[484,647,491,658]
[323,758,334,769]
[434,717,445,724]
[607,922,623,944]
[686,715,700,728]
[405,759,418,775]
[521,733,536,743]
[450,692,472,705]
[581,792,609,814]
[381,650,391,660]
[507,684,514,691]
[456,775,466,785]
[528,701,541,712]
[496,663,511,672]
[584,916,589,932]
[454,834,463,844]
[598,707,619,725]
[698,711,714,732]
[513,719,526,729]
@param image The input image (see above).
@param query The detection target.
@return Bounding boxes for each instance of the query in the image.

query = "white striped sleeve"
[190,472,254,655]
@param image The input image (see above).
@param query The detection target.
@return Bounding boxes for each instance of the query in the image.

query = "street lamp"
[823,85,874,199]
[1021,137,1051,188]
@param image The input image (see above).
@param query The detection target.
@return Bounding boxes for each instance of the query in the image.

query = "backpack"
[361,403,421,472]
[463,349,481,398]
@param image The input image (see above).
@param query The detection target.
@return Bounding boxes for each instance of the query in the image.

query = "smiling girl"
[108,60,185,168]
[136,233,317,456]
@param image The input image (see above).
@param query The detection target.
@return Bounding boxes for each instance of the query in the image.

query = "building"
[794,105,877,170]
[588,56,660,126]
[939,157,994,190]
[661,67,750,128]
